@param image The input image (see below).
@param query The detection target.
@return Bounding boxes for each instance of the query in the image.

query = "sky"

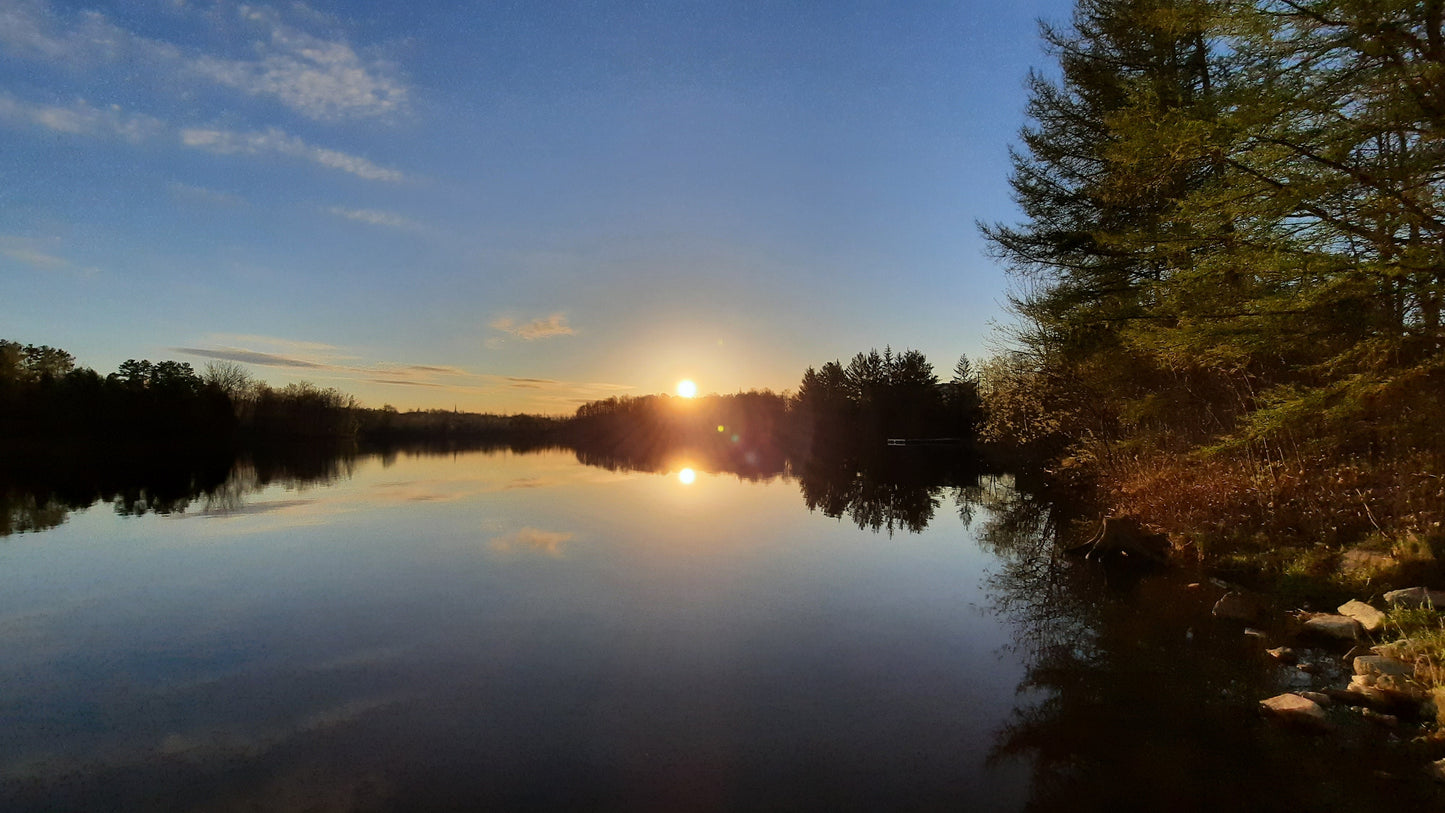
[1,0,1072,414]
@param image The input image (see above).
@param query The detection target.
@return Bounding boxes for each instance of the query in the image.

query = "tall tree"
[981,0,1227,449]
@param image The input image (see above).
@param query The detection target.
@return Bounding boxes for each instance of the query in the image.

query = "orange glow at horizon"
[676,379,698,398]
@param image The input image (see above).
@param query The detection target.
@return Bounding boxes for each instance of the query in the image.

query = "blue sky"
[1,0,1071,413]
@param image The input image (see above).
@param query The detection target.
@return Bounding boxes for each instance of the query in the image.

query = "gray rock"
[1259,693,1331,730]
[1303,614,1362,640]
[1213,591,1260,621]
[1383,587,1445,609]
[1337,599,1386,633]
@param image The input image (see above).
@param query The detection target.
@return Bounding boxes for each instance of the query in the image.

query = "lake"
[0,446,1439,810]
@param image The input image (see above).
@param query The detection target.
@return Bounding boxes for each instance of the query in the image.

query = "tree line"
[0,344,563,448]
[1,341,234,446]
[563,346,985,472]
[978,0,1445,552]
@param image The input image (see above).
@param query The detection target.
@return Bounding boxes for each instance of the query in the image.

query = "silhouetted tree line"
[0,345,572,450]
[0,341,235,448]
[565,347,984,477]
[566,390,791,478]
[793,348,982,452]
[360,404,566,446]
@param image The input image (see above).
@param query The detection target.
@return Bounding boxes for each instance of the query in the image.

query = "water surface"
[0,448,1030,810]
[2,447,1440,811]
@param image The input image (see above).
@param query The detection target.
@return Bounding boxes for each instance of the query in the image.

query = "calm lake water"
[1,447,1440,811]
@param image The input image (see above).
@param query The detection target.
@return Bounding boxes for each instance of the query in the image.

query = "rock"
[1266,646,1297,664]
[1298,691,1332,706]
[1186,582,1201,589]
[1354,655,1414,679]
[1244,627,1267,640]
[1383,587,1445,609]
[1213,591,1261,621]
[1352,656,1428,704]
[1260,693,1331,730]
[1298,661,1322,674]
[1337,599,1386,633]
[1373,674,1429,704]
[1430,758,1445,783]
[1347,672,1428,709]
[1303,613,1362,640]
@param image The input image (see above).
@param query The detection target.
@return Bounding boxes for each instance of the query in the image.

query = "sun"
[676,379,698,398]
[678,467,696,485]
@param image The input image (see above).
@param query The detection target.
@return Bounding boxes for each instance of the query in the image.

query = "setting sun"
[678,467,696,485]
[676,380,698,398]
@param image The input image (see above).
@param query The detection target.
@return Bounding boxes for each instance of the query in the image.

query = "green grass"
[1379,606,1445,733]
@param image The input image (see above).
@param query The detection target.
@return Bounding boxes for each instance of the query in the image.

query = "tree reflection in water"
[976,479,1445,811]
[0,443,358,536]
[796,445,985,535]
[0,440,572,537]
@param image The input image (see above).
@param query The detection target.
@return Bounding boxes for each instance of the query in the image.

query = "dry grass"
[1100,444,1445,596]
[1378,607,1445,730]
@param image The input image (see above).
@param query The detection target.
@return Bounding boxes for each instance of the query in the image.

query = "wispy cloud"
[208,334,340,354]
[0,1,180,65]
[193,5,408,121]
[0,235,98,275]
[0,0,409,122]
[173,346,328,368]
[326,206,423,230]
[181,126,403,181]
[489,314,576,343]
[172,335,635,412]
[366,378,443,388]
[0,93,165,142]
[0,89,403,182]
[167,181,245,207]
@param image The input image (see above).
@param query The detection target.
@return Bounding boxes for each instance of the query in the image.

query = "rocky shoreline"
[1206,583,1445,782]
